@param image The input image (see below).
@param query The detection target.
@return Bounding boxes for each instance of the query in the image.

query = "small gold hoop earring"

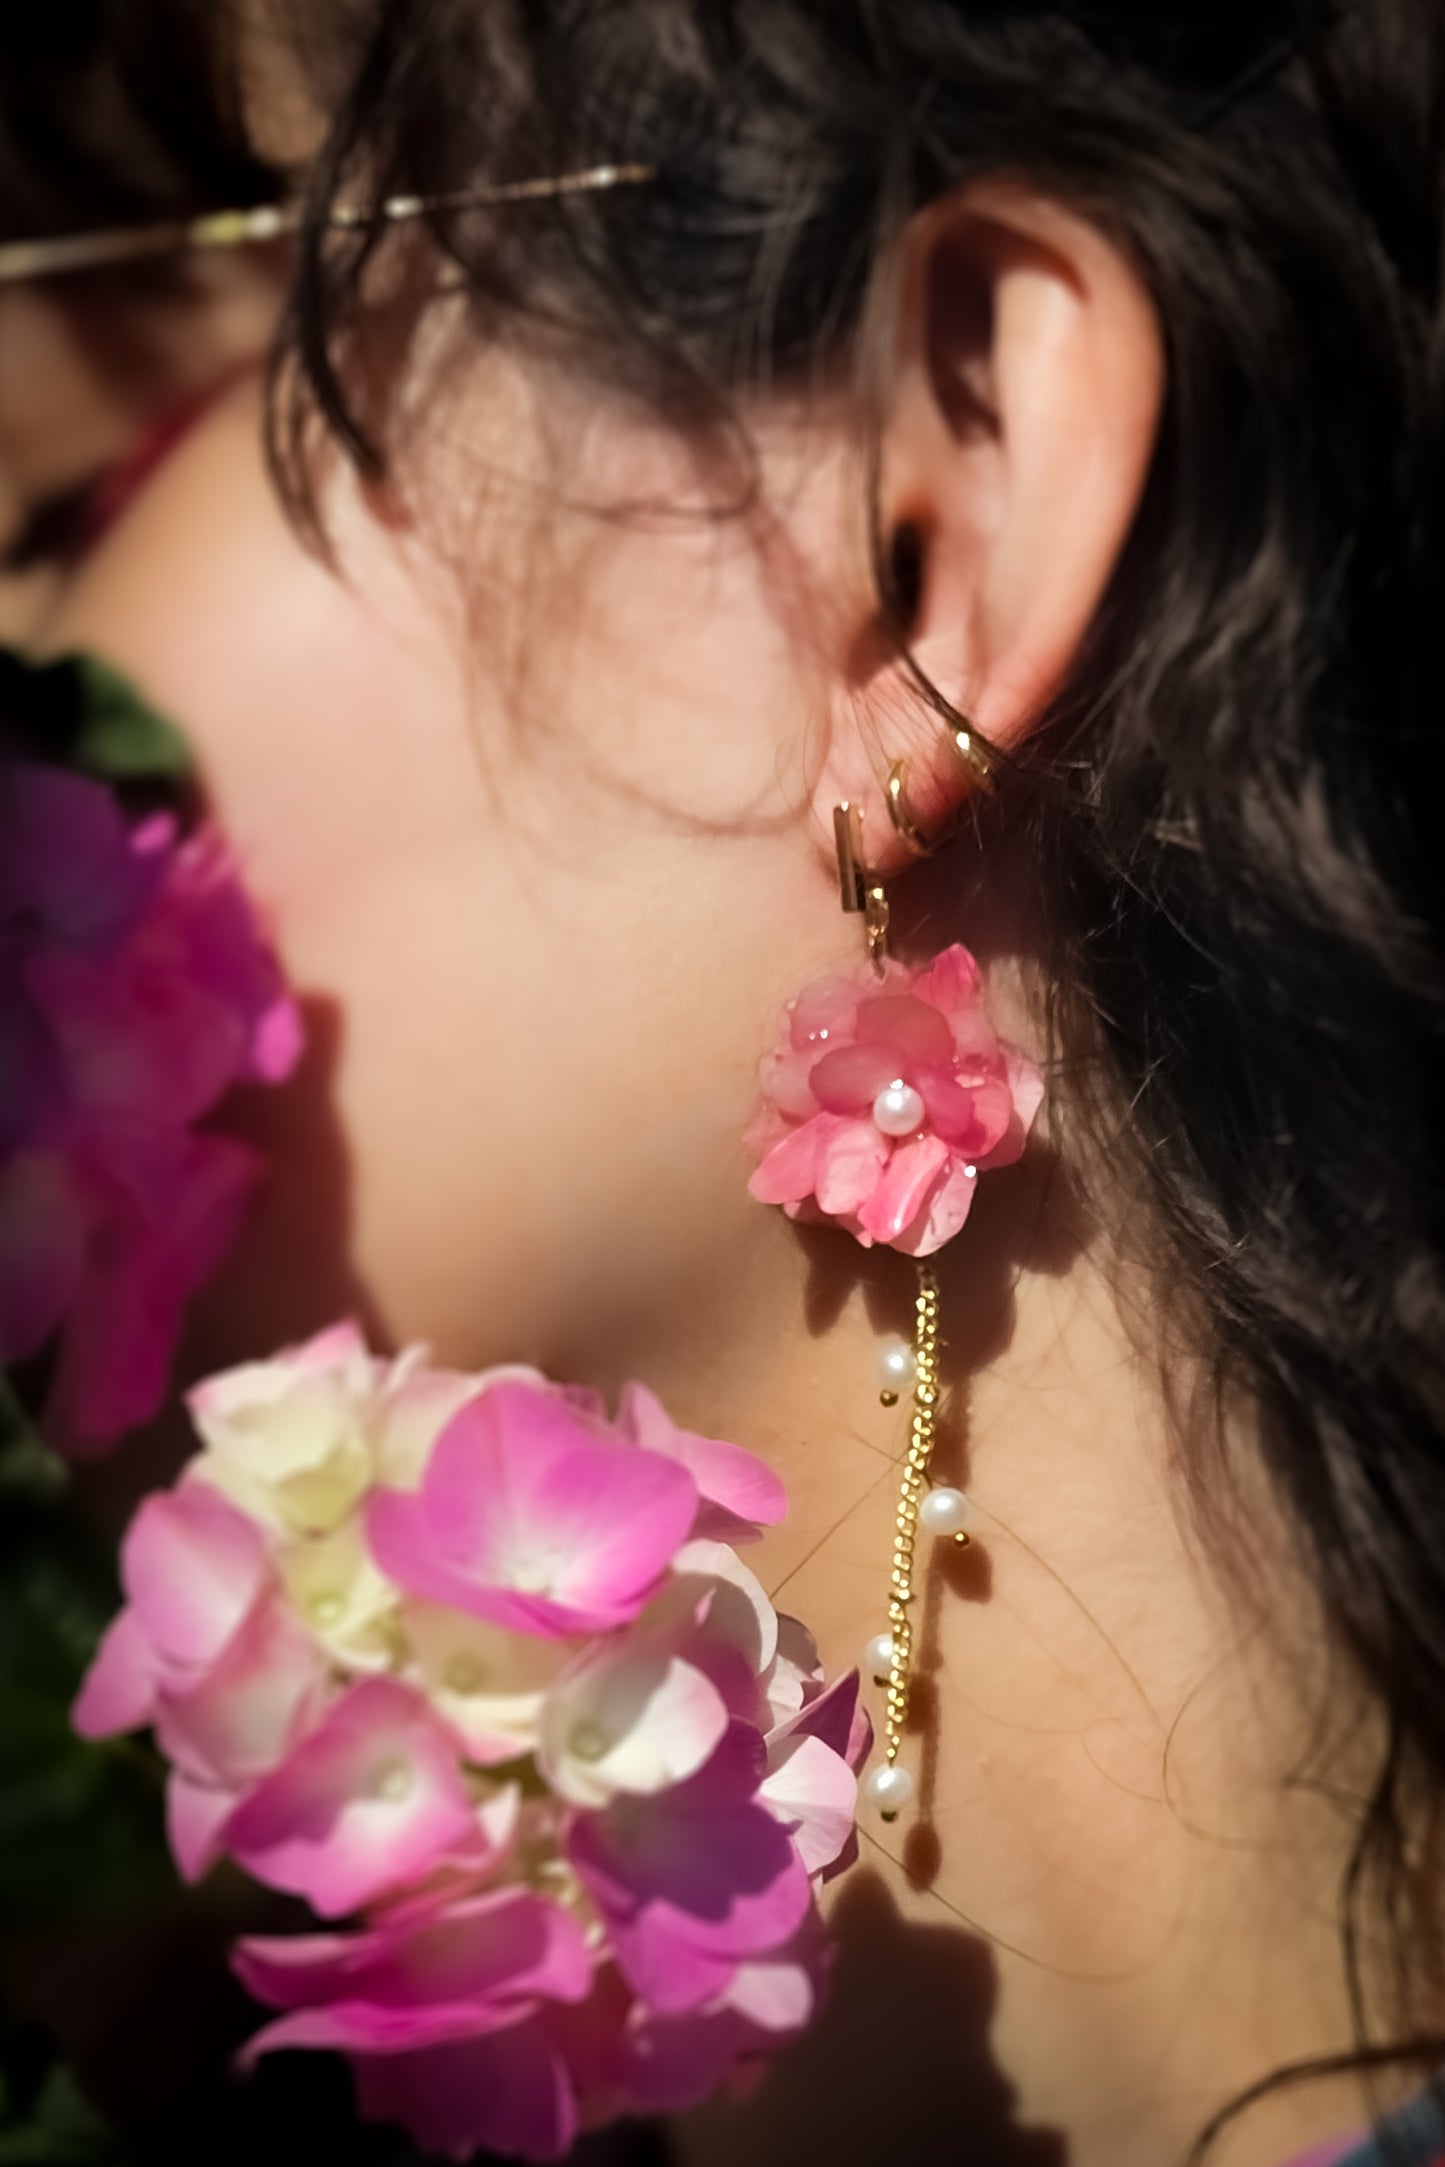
[884,760,932,858]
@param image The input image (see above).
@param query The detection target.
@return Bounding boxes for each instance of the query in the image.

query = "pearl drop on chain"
[876,1338,918,1409]
[863,1763,916,1818]
[872,1078,926,1137]
[918,1485,971,1539]
[864,1631,895,1681]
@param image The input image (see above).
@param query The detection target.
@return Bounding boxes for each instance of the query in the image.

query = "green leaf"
[0,648,189,787]
[0,2061,129,2164]
[65,657,190,785]
[0,1393,172,1932]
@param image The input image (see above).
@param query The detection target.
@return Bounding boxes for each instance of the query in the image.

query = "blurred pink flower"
[746,944,1043,1255]
[0,763,301,1450]
[72,1480,328,1879]
[565,1722,813,2016]
[72,1328,854,2158]
[236,1886,595,2163]
[366,1381,703,1638]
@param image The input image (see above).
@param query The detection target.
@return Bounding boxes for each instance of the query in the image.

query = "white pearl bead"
[865,1631,895,1679]
[863,1763,916,1816]
[877,1339,918,1395]
[918,1486,971,1538]
[872,1079,926,1137]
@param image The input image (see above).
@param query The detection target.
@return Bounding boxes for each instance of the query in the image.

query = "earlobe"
[821,181,1164,869]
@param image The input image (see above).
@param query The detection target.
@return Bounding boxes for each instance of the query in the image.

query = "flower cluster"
[0,759,301,1451]
[74,1326,863,2161]
[746,944,1044,1256]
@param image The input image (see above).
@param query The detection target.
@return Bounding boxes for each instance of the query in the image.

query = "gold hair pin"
[0,163,657,286]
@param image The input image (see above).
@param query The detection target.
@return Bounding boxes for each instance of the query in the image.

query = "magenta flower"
[72,1331,853,2159]
[72,1481,328,1879]
[0,761,301,1450]
[746,943,1043,1255]
[222,1679,482,1917]
[366,1381,701,1638]
[566,1722,813,2016]
[235,1887,594,2163]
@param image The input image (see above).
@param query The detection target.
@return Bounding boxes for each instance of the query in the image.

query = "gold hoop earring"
[885,761,931,857]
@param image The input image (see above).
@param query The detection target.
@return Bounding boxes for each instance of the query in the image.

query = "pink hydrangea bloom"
[73,1327,856,2159]
[0,761,301,1450]
[746,943,1043,1255]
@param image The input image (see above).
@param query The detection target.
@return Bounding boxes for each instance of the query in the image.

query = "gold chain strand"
[881,1260,940,1787]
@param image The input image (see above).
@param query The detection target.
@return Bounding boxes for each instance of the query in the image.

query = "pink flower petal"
[785,975,859,1050]
[235,1886,592,2014]
[746,1118,824,1207]
[47,1134,260,1452]
[810,1115,889,1218]
[222,1679,476,1916]
[566,1724,812,2016]
[910,943,983,1018]
[855,1133,952,1246]
[72,1608,158,1737]
[892,1153,980,1257]
[155,1593,327,1789]
[975,1047,1046,1170]
[366,1383,699,1640]
[909,1061,1003,1151]
[617,1383,785,1541]
[541,1642,728,1808]
[759,1733,857,1876]
[806,1041,901,1116]
[854,992,954,1064]
[122,1483,269,1672]
[352,2027,577,2165]
[167,1771,240,1882]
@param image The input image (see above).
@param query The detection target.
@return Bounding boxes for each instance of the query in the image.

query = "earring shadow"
[673,1872,1068,2167]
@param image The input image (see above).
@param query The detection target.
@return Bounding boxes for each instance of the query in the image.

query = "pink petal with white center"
[365,1382,698,1640]
[155,1592,327,1787]
[405,1600,562,1765]
[121,1482,269,1672]
[167,1770,240,1882]
[222,1678,475,1916]
[72,1608,158,1737]
[617,1383,785,1542]
[724,1951,819,2032]
[759,1733,857,1876]
[541,1641,728,1809]
[855,1131,952,1247]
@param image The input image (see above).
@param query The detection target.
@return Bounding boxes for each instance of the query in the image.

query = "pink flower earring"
[745,734,1043,1820]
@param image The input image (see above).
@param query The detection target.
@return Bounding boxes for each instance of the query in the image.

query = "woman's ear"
[821,180,1164,868]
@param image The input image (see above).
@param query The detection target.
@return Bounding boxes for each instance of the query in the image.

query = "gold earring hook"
[834,802,891,974]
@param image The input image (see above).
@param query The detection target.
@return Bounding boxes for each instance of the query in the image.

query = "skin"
[38,185,1405,2166]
